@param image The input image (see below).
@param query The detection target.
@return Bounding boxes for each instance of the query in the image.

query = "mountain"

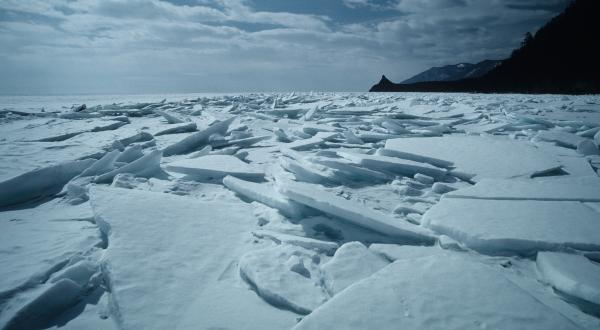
[370,0,600,94]
[401,60,501,84]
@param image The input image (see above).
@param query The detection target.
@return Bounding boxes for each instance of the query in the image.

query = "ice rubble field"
[1,92,600,329]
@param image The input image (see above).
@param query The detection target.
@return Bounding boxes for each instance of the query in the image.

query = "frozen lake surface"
[1,92,600,329]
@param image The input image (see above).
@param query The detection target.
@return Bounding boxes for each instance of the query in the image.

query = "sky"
[0,0,571,95]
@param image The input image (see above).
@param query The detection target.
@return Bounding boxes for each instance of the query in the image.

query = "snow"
[537,252,600,308]
[3,92,600,329]
[166,154,264,180]
[295,254,579,330]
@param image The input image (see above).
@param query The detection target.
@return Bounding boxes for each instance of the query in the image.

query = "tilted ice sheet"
[166,154,264,180]
[537,252,600,308]
[445,177,600,202]
[279,180,435,244]
[385,135,561,181]
[295,254,580,330]
[422,198,600,255]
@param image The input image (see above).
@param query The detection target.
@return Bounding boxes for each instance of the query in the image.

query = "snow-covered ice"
[537,252,600,313]
[2,92,600,329]
[295,254,580,330]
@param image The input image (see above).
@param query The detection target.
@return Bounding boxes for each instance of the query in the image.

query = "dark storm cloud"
[0,0,572,94]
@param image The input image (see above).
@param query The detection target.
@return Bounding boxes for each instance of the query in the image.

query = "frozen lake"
[1,92,600,329]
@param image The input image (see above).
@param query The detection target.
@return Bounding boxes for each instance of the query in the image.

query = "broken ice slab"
[385,135,561,181]
[321,242,388,295]
[93,150,163,184]
[285,136,324,151]
[279,156,339,185]
[89,187,295,329]
[154,122,197,136]
[279,181,435,244]
[422,198,600,256]
[338,152,448,180]
[0,159,95,207]
[219,135,271,148]
[166,155,264,181]
[307,156,391,183]
[251,230,338,255]
[377,148,454,169]
[369,244,448,262]
[536,252,600,310]
[162,117,235,156]
[154,110,184,124]
[445,176,600,202]
[294,254,579,330]
[223,176,304,219]
[535,130,587,149]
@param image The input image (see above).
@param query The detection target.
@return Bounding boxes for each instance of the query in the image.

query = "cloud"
[0,0,571,94]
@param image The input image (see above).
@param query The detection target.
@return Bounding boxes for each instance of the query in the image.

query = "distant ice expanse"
[1,92,600,329]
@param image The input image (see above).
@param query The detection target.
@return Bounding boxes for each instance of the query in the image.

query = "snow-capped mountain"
[401,60,501,84]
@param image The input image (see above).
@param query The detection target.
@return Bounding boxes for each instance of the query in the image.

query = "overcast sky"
[0,0,571,95]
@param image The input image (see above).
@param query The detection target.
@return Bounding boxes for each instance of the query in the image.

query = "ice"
[0,159,94,207]
[162,117,235,156]
[577,139,600,155]
[166,154,264,181]
[295,254,579,330]
[537,252,600,309]
[49,260,97,287]
[3,93,600,328]
[285,136,324,151]
[431,182,457,194]
[93,149,163,183]
[3,279,84,330]
[536,130,587,149]
[279,156,338,184]
[223,176,304,219]
[414,173,434,184]
[377,148,454,169]
[279,180,435,244]
[307,156,391,183]
[78,150,120,177]
[154,122,197,136]
[89,186,296,329]
[154,110,184,124]
[321,242,388,295]
[239,245,328,314]
[338,152,448,180]
[445,177,600,202]
[422,198,600,255]
[385,135,561,181]
[369,244,447,261]
[252,230,338,255]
